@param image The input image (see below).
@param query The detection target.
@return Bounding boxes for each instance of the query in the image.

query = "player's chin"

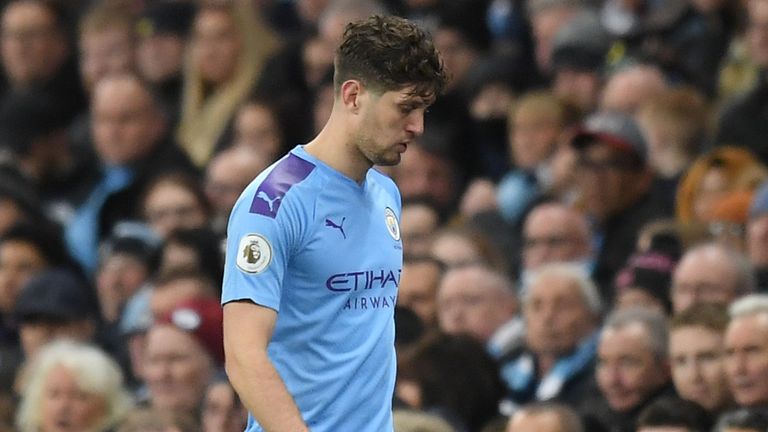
[374,152,402,167]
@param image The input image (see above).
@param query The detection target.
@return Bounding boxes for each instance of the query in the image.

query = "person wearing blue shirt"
[221,15,446,432]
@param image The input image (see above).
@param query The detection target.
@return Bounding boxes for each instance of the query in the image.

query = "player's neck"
[304,117,371,184]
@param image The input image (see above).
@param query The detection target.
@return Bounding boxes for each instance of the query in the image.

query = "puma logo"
[257,191,282,212]
[325,217,346,239]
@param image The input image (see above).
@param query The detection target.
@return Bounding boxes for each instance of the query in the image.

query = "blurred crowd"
[2,0,768,431]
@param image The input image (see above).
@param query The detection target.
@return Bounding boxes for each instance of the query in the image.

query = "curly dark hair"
[334,15,447,99]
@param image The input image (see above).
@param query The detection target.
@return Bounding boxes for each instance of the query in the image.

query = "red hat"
[156,297,224,365]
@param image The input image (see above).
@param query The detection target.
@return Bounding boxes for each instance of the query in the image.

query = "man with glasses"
[570,111,669,302]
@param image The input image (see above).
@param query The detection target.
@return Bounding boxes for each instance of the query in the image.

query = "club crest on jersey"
[384,207,400,241]
[236,234,272,273]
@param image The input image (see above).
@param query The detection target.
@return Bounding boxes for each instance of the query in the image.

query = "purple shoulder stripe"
[249,153,315,218]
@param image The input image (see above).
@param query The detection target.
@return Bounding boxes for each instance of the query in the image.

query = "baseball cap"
[571,111,648,164]
[551,11,609,72]
[14,269,96,323]
[155,297,224,364]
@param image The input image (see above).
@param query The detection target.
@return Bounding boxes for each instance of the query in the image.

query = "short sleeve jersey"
[222,145,403,432]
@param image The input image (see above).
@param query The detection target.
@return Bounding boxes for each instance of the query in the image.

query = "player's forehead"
[387,85,436,106]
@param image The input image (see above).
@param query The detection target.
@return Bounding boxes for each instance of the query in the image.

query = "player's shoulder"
[238,148,323,220]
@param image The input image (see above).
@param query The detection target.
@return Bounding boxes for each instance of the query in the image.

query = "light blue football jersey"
[222,145,403,432]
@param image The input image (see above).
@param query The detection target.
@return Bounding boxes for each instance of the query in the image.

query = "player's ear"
[340,80,364,114]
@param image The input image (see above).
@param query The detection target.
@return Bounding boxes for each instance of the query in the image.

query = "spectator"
[671,242,755,314]
[570,111,668,301]
[436,263,518,348]
[398,255,444,327]
[400,198,443,257]
[430,225,507,272]
[95,221,160,325]
[724,294,768,407]
[549,10,609,115]
[635,396,712,432]
[394,140,462,215]
[714,0,768,164]
[613,249,678,314]
[599,64,669,115]
[78,3,136,95]
[587,307,675,432]
[396,333,506,432]
[676,147,767,224]
[506,402,584,432]
[636,87,709,215]
[13,269,98,360]
[519,202,593,284]
[204,146,268,236]
[230,97,286,164]
[669,304,733,414]
[64,72,195,273]
[149,268,218,318]
[140,171,211,240]
[393,409,456,432]
[135,1,195,122]
[143,297,223,418]
[495,91,581,225]
[527,0,585,77]
[0,0,86,123]
[15,340,133,432]
[201,374,248,432]
[158,227,224,289]
[501,263,601,407]
[177,2,279,168]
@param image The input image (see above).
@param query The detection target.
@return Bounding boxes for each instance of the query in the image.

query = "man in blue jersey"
[221,15,446,432]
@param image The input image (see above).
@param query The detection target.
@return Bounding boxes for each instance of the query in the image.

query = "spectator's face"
[433,28,476,90]
[39,365,107,432]
[92,76,165,165]
[79,27,134,93]
[510,106,561,169]
[395,145,455,209]
[524,273,595,356]
[748,215,768,266]
[0,1,65,86]
[19,319,93,358]
[0,198,23,235]
[749,0,768,69]
[137,34,185,83]
[693,167,730,222]
[202,382,248,432]
[437,268,516,343]
[398,261,441,325]
[233,104,282,162]
[0,239,46,314]
[672,249,741,314]
[192,9,241,86]
[670,325,730,411]
[150,278,211,318]
[575,142,646,223]
[553,69,601,113]
[522,205,590,270]
[506,410,564,432]
[530,6,576,73]
[430,232,482,269]
[597,323,669,412]
[144,325,213,413]
[205,150,267,221]
[143,180,209,239]
[96,253,149,323]
[400,203,439,256]
[724,313,768,407]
